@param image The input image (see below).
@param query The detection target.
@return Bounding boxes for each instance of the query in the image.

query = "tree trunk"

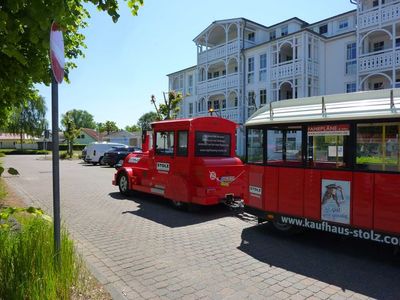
[20,130,23,151]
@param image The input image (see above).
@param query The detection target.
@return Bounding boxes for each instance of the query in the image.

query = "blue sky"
[38,0,356,129]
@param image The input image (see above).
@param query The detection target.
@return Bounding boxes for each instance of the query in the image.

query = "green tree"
[137,111,159,130]
[62,109,96,129]
[151,91,183,120]
[61,112,80,158]
[125,124,141,132]
[5,93,47,150]
[98,121,118,135]
[0,0,143,124]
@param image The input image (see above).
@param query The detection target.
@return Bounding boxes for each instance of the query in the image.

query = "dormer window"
[319,24,328,35]
[248,32,255,42]
[281,26,288,37]
[338,19,348,30]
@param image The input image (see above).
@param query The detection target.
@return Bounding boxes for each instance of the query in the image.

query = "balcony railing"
[195,107,240,123]
[271,61,303,80]
[358,2,400,30]
[359,48,400,73]
[196,73,239,95]
[198,40,239,64]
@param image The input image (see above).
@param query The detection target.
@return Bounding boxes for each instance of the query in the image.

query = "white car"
[85,142,126,165]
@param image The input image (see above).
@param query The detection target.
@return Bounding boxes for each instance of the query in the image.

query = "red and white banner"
[308,124,350,136]
[50,22,64,84]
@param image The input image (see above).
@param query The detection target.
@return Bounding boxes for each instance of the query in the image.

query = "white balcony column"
[392,22,396,88]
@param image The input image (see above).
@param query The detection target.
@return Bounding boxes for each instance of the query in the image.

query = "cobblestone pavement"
[2,155,400,300]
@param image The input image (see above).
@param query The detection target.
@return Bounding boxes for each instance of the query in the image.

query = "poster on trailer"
[321,179,351,224]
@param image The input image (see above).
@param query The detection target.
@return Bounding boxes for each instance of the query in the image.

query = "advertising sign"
[195,131,231,157]
[321,179,351,224]
[308,124,350,136]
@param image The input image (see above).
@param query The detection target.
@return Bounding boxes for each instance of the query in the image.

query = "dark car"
[102,146,141,167]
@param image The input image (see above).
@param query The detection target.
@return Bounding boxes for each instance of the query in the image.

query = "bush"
[0,149,49,155]
[59,144,86,151]
[0,213,80,299]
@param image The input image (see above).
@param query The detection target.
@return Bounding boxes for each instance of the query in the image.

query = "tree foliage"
[62,109,96,129]
[137,111,159,130]
[5,93,47,149]
[125,124,140,132]
[0,0,143,124]
[61,112,80,157]
[151,91,183,120]
[97,121,118,135]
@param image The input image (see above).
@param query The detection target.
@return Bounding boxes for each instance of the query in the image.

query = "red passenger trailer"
[244,89,400,245]
[112,117,245,208]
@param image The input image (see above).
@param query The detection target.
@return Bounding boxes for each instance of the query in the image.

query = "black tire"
[99,156,105,165]
[92,162,98,166]
[171,200,185,209]
[118,174,130,196]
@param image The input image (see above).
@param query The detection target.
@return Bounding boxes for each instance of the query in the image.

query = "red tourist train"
[113,89,400,245]
[244,89,400,245]
[112,117,246,209]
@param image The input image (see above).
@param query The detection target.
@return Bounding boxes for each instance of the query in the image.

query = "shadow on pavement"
[108,191,234,228]
[239,223,400,299]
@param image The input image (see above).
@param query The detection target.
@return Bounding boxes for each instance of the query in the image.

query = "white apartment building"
[167,0,400,155]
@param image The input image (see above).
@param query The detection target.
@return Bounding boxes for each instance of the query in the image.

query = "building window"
[281,25,288,37]
[346,42,356,75]
[319,24,328,35]
[248,32,255,42]
[372,0,379,7]
[259,54,267,82]
[260,89,267,106]
[188,75,193,94]
[207,72,212,80]
[247,57,254,84]
[248,91,256,117]
[373,41,384,52]
[396,38,400,48]
[213,71,219,78]
[346,82,356,93]
[270,30,276,40]
[338,19,348,30]
[189,103,193,115]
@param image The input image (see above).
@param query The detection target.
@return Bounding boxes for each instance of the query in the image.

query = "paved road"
[2,155,400,300]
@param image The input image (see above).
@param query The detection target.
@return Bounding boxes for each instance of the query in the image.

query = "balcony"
[195,107,240,123]
[198,40,239,64]
[358,2,400,30]
[271,61,303,80]
[197,73,239,95]
[358,48,400,73]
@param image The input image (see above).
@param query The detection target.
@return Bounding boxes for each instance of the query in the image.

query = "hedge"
[59,144,86,151]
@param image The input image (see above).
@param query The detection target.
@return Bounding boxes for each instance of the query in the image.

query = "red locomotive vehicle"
[112,117,245,208]
[244,89,400,245]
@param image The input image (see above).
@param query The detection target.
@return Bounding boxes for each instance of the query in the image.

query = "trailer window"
[266,127,302,165]
[177,131,188,156]
[247,129,263,164]
[155,131,174,155]
[195,131,231,157]
[356,123,400,172]
[307,124,350,169]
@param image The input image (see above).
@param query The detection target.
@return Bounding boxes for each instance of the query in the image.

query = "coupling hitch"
[222,194,244,210]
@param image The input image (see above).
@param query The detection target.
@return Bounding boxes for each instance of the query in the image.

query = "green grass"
[0,214,82,299]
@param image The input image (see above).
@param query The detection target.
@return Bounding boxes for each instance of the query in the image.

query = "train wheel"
[171,200,185,209]
[118,174,130,196]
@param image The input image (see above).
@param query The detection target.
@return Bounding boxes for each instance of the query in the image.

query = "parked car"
[103,146,141,167]
[85,142,126,165]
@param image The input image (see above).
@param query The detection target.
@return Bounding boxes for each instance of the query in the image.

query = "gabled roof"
[80,128,104,141]
[103,130,138,138]
[193,18,269,43]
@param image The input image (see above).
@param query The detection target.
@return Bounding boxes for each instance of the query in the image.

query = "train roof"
[245,89,400,127]
[151,116,237,129]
